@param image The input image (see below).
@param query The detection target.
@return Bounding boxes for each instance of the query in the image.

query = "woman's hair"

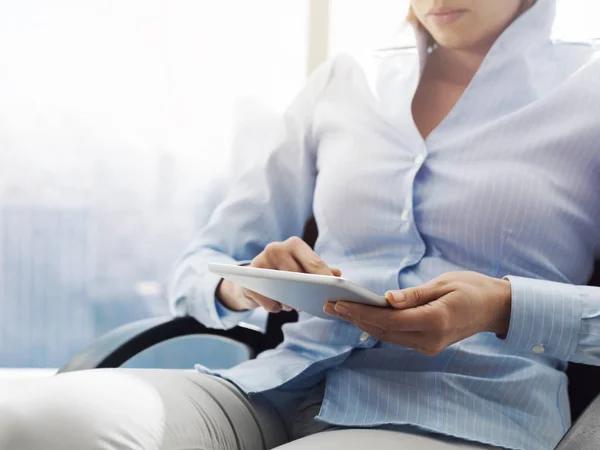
[406,6,417,25]
[406,5,436,48]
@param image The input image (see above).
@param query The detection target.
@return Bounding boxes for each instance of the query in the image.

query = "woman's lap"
[278,429,500,449]
[0,369,286,450]
[0,369,498,450]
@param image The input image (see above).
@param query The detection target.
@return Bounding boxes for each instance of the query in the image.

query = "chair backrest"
[261,218,600,422]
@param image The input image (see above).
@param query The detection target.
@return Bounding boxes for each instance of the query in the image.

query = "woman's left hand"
[324,271,512,356]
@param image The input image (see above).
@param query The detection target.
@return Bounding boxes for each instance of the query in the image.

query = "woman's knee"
[0,370,167,450]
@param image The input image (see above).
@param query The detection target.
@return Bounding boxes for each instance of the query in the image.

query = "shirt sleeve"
[502,275,600,365]
[167,58,338,330]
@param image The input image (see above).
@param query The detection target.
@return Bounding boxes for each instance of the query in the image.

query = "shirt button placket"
[401,151,427,269]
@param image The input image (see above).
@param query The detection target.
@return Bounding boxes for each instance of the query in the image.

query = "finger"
[344,319,423,347]
[244,289,282,313]
[258,244,303,272]
[324,305,426,349]
[330,302,392,327]
[264,253,309,311]
[373,330,442,356]
[335,312,430,349]
[378,330,449,357]
[324,301,336,316]
[331,268,342,277]
[288,239,337,276]
[271,253,304,273]
[332,300,444,332]
[384,280,453,310]
[345,319,447,356]
[257,298,283,313]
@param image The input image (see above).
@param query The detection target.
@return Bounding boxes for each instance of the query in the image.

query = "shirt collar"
[415,0,556,74]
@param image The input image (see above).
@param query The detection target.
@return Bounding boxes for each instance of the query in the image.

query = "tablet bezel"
[208,262,388,308]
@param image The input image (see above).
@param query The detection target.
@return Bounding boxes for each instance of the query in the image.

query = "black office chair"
[60,218,600,450]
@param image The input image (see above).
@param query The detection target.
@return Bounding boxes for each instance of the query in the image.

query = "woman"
[2,0,599,449]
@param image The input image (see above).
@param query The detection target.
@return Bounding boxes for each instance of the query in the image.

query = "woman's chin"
[432,33,485,51]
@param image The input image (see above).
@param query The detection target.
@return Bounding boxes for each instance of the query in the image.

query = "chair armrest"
[555,391,600,450]
[58,316,264,373]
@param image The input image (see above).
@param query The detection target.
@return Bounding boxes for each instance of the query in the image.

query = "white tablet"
[208,262,389,319]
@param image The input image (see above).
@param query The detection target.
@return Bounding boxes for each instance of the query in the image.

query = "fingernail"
[323,302,335,315]
[334,303,349,315]
[386,291,405,303]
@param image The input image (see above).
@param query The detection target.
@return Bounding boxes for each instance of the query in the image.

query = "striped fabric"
[169,1,600,449]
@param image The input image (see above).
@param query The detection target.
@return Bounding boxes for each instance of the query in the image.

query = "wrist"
[487,278,512,336]
[216,279,249,312]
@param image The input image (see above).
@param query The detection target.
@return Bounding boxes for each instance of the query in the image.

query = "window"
[330,0,411,55]
[0,0,308,368]
[554,0,600,40]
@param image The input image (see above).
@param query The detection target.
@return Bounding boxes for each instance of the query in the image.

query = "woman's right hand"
[216,236,341,313]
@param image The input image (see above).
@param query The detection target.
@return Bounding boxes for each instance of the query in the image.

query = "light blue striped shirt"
[169,1,600,449]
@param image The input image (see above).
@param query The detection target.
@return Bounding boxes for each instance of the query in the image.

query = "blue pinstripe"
[169,1,600,449]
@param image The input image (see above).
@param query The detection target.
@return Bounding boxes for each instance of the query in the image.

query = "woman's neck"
[427,45,491,85]
[426,0,536,86]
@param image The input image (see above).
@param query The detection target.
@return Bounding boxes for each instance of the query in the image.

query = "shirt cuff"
[214,291,254,329]
[169,256,253,330]
[200,267,253,329]
[502,275,583,360]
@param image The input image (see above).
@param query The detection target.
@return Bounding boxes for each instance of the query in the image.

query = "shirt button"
[401,209,410,221]
[359,332,370,344]
[532,344,545,354]
[414,154,425,165]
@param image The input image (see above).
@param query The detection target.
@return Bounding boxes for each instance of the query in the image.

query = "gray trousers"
[0,369,497,450]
